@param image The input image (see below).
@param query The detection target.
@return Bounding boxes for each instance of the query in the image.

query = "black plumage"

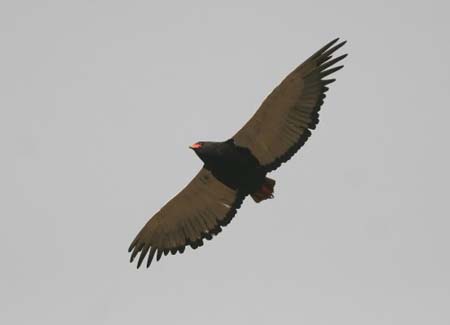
[128,38,347,268]
[192,140,265,193]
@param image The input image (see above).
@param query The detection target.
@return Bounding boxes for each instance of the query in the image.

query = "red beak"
[189,143,202,149]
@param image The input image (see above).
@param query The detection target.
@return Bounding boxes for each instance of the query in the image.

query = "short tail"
[251,177,276,203]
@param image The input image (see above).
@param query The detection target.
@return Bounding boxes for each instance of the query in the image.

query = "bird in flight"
[129,38,347,268]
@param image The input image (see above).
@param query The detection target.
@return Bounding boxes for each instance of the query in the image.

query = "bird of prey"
[129,38,347,268]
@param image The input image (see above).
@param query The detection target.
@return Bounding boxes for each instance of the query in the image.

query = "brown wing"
[128,168,246,268]
[233,38,347,171]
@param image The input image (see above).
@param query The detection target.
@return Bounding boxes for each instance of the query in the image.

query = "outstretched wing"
[128,168,246,268]
[233,38,347,172]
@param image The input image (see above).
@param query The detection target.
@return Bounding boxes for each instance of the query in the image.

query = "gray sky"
[1,1,449,324]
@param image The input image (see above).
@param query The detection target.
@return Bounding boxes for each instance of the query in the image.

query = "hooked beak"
[189,143,202,150]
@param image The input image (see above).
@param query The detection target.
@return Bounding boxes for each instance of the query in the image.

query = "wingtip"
[146,247,157,268]
[136,250,148,268]
[320,65,344,78]
[328,38,347,49]
[330,37,340,45]
[311,38,340,60]
[330,40,347,52]
[128,239,137,253]
[156,250,163,261]
[322,78,336,85]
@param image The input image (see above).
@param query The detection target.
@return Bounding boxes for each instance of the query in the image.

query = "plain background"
[1,1,449,324]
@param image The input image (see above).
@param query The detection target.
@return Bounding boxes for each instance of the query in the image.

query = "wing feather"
[128,168,246,268]
[233,38,347,171]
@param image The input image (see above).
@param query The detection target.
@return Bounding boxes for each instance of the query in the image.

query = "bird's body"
[128,38,347,268]
[192,140,267,196]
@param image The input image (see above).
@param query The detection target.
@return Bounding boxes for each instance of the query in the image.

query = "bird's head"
[189,141,214,163]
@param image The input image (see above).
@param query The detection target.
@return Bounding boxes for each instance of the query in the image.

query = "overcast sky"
[2,1,449,324]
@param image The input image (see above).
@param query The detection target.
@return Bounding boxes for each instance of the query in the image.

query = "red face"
[189,142,203,150]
